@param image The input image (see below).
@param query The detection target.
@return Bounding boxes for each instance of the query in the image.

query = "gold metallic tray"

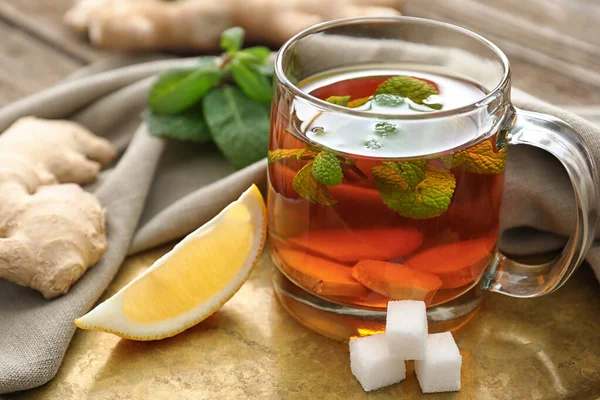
[8,244,600,399]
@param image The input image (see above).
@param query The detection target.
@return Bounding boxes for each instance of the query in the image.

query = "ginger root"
[65,0,403,51]
[0,117,116,299]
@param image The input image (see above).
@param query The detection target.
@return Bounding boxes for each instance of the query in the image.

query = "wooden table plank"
[0,19,83,107]
[404,0,600,105]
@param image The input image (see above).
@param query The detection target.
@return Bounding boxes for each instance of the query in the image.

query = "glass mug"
[266,17,598,340]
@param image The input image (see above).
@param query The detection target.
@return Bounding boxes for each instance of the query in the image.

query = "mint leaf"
[149,66,223,115]
[296,147,319,160]
[292,162,337,206]
[326,96,350,106]
[376,75,439,104]
[424,103,443,110]
[144,105,211,143]
[347,96,372,108]
[374,94,404,107]
[230,60,272,103]
[373,162,456,219]
[397,160,428,189]
[375,122,397,136]
[268,149,302,164]
[312,152,343,186]
[221,27,245,53]
[236,46,270,65]
[203,86,270,170]
[443,140,507,174]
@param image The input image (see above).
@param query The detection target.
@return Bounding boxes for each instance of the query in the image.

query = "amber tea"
[268,66,506,310]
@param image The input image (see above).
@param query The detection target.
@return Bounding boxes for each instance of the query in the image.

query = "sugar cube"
[386,300,428,360]
[415,332,462,393]
[349,333,406,391]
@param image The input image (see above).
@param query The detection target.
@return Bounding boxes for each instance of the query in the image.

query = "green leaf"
[374,94,404,107]
[221,27,245,53]
[144,105,211,143]
[443,140,507,174]
[235,46,271,65]
[373,162,456,219]
[312,152,343,186]
[268,149,302,164]
[325,95,350,106]
[296,147,319,160]
[376,75,439,104]
[203,86,270,170]
[292,162,337,206]
[149,66,223,115]
[347,96,372,108]
[230,60,273,103]
[397,160,428,189]
[424,103,443,110]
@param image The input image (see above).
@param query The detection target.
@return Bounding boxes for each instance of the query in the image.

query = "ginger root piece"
[0,117,116,299]
[276,248,367,297]
[405,236,497,289]
[287,228,424,263]
[64,0,403,51]
[352,260,442,304]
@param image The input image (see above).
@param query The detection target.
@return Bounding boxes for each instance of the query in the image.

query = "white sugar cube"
[415,332,462,393]
[350,333,406,391]
[386,300,428,360]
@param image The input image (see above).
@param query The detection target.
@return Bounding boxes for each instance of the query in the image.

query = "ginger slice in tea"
[276,248,368,298]
[405,235,496,289]
[288,228,423,263]
[352,260,442,304]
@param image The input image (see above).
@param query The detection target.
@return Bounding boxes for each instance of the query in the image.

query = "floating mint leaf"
[397,160,428,190]
[443,140,507,174]
[424,103,443,110]
[375,122,397,136]
[149,66,223,115]
[376,75,439,104]
[326,96,350,106]
[229,60,273,103]
[268,149,302,164]
[293,162,337,206]
[374,94,404,107]
[203,85,270,170]
[296,147,319,160]
[373,162,456,219]
[221,27,245,53]
[144,105,211,143]
[312,152,343,186]
[347,96,372,108]
[235,46,271,65]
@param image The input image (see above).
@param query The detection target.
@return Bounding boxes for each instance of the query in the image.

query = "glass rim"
[274,16,511,121]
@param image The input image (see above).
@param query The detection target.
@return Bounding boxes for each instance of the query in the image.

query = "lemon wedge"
[75,185,267,340]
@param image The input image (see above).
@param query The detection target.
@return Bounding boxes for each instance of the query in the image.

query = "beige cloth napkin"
[0,55,599,394]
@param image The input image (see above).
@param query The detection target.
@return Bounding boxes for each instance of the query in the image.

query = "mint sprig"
[373,161,456,219]
[148,67,223,115]
[268,147,358,206]
[144,27,274,170]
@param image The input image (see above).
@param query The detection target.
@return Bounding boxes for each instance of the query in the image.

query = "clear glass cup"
[267,17,598,340]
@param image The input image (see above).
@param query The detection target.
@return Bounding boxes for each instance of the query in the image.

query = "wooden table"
[2,1,600,399]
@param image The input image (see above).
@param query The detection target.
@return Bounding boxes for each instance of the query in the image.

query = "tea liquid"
[268,66,505,309]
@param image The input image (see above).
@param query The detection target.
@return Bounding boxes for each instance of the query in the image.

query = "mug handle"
[482,107,599,297]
